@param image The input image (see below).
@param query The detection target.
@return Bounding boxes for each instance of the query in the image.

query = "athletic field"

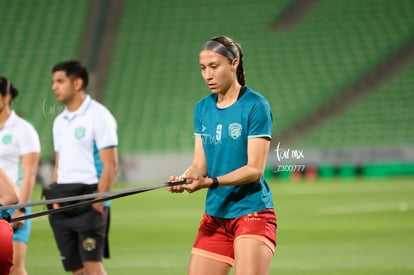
[25,177,414,274]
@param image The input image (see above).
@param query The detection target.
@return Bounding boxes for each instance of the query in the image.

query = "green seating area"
[0,0,90,158]
[294,62,414,148]
[263,0,414,132]
[0,0,413,158]
[104,0,414,154]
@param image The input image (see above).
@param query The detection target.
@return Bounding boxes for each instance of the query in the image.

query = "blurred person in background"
[168,36,276,275]
[47,60,118,275]
[0,77,41,275]
[0,168,19,275]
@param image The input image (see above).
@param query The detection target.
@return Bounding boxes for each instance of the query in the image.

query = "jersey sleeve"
[94,109,118,150]
[18,122,41,155]
[248,97,273,139]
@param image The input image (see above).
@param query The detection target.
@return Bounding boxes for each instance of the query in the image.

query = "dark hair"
[0,77,19,102]
[52,60,89,89]
[200,36,246,86]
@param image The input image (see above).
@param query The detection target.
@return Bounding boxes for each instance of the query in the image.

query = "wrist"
[209,177,219,189]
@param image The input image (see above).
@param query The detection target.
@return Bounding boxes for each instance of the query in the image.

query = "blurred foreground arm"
[0,168,19,206]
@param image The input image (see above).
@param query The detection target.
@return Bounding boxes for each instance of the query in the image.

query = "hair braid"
[234,43,246,86]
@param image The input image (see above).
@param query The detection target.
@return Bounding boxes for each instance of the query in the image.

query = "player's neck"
[217,83,241,108]
[66,92,86,112]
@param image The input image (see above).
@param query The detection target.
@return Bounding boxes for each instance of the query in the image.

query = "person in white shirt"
[0,76,40,275]
[48,61,118,275]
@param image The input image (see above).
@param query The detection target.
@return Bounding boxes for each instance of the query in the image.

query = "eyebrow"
[200,60,221,66]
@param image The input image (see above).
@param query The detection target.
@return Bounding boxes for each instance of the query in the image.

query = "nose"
[203,68,213,80]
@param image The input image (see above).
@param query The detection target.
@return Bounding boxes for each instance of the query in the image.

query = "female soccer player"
[168,36,277,275]
[0,77,41,275]
[0,168,19,275]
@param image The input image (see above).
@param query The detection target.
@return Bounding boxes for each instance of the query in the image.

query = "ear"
[231,58,239,72]
[73,78,84,91]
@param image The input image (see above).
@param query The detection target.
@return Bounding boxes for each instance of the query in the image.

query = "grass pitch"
[25,177,414,274]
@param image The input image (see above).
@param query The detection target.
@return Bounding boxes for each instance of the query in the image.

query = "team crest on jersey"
[228,123,242,140]
[2,134,12,144]
[74,127,86,139]
[82,237,96,251]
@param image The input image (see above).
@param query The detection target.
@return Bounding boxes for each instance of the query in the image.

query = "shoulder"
[88,100,117,129]
[195,94,215,110]
[83,99,117,125]
[12,115,41,148]
[244,87,269,104]
[239,87,271,111]
[89,99,115,118]
[14,115,39,134]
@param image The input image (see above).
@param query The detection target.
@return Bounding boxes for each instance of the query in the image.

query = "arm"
[214,137,270,185]
[0,168,19,206]
[11,152,40,227]
[183,135,208,178]
[181,137,270,193]
[92,146,118,213]
[51,153,59,183]
[18,152,40,204]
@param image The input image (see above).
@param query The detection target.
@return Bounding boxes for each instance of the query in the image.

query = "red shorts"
[192,209,277,266]
[0,219,13,275]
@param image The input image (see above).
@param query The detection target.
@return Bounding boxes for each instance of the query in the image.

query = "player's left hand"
[92,201,105,216]
[167,176,187,193]
[11,210,25,229]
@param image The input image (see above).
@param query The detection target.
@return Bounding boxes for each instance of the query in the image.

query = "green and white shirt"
[0,111,41,187]
[53,95,118,184]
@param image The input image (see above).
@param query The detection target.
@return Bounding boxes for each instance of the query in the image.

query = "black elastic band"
[7,180,187,223]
